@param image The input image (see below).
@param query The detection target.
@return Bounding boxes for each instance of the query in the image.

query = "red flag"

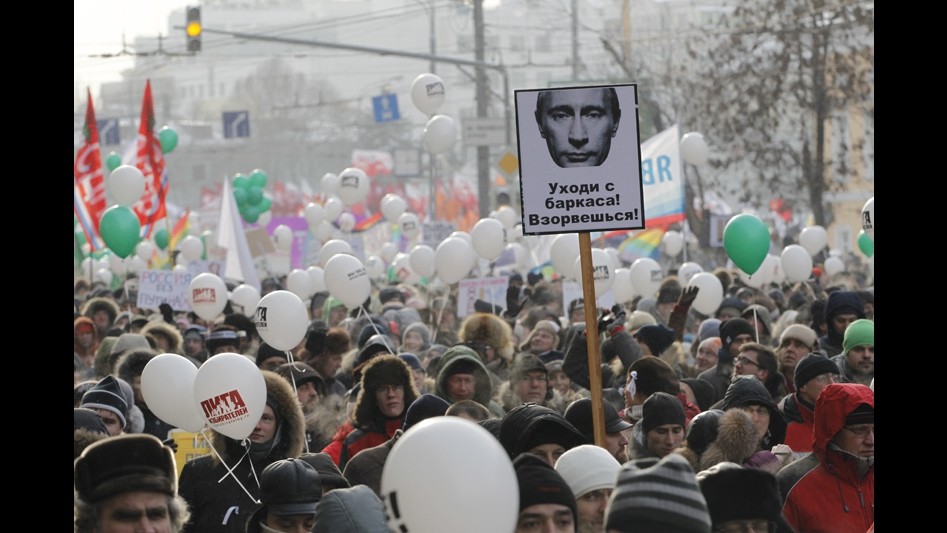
[74,88,106,250]
[132,80,169,238]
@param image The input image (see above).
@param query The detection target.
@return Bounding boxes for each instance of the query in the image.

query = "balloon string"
[363,305,395,353]
[211,437,261,504]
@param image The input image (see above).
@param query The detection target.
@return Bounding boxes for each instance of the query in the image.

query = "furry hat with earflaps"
[353,355,419,429]
[75,434,178,503]
[697,408,759,471]
[697,462,783,528]
[141,320,184,354]
[459,312,516,365]
[81,296,121,325]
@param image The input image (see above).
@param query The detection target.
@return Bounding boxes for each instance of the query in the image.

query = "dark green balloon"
[159,127,178,153]
[258,196,272,213]
[154,228,170,250]
[233,174,250,190]
[99,205,141,258]
[243,205,260,223]
[106,152,122,172]
[247,186,264,206]
[233,188,248,207]
[249,169,268,188]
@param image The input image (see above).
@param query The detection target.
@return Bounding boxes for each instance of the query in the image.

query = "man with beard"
[276,361,330,452]
[832,319,873,386]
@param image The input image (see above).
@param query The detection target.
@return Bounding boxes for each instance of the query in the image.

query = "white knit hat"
[554,444,621,497]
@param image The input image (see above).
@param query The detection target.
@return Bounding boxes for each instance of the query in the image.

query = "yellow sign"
[170,429,213,478]
[498,151,519,176]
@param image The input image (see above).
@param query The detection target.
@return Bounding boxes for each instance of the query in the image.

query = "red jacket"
[780,393,816,455]
[321,418,402,471]
[777,383,874,533]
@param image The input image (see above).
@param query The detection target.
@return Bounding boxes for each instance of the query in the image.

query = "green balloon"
[75,228,87,246]
[723,213,770,275]
[242,205,260,223]
[249,169,268,188]
[258,196,272,213]
[99,205,141,258]
[233,188,248,207]
[857,231,873,257]
[106,152,122,172]
[154,228,169,251]
[247,185,264,206]
[159,127,178,153]
[233,174,250,190]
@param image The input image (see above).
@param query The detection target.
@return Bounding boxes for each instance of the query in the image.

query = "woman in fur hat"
[459,311,517,383]
[141,319,184,355]
[81,295,121,338]
[320,355,418,471]
[178,371,306,533]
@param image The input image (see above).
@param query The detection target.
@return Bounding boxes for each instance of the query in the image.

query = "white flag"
[216,177,261,290]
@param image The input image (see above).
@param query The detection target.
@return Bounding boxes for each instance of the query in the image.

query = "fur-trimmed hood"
[204,370,306,467]
[81,296,121,325]
[352,355,419,430]
[141,320,184,354]
[115,348,161,392]
[459,312,516,365]
[697,408,759,471]
[434,345,496,407]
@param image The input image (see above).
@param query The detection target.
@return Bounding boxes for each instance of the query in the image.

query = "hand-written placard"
[137,269,194,312]
[457,276,509,317]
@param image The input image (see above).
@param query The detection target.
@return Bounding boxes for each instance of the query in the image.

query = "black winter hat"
[634,324,676,355]
[356,334,396,367]
[75,434,176,503]
[500,403,586,459]
[74,407,109,434]
[697,463,782,525]
[563,397,632,442]
[403,393,450,431]
[793,352,839,390]
[684,409,725,456]
[641,392,686,433]
[657,278,682,305]
[513,453,577,522]
[80,375,128,429]
[681,378,716,413]
[718,318,755,354]
[627,356,680,397]
[298,452,350,490]
[256,343,289,368]
[379,287,404,304]
[258,458,322,516]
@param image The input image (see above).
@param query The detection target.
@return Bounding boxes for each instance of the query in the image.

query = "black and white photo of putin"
[534,87,622,168]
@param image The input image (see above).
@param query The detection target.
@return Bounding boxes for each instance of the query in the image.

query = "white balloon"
[824,256,845,277]
[612,268,636,303]
[449,231,472,246]
[338,212,356,233]
[399,212,421,239]
[257,210,272,227]
[126,255,148,273]
[861,197,874,241]
[572,248,615,295]
[737,266,768,289]
[307,266,326,293]
[172,264,188,274]
[687,272,724,316]
[780,244,813,283]
[318,239,354,268]
[273,224,293,252]
[409,244,436,278]
[364,255,387,281]
[324,254,372,309]
[379,242,399,263]
[95,267,113,286]
[323,197,343,221]
[187,273,228,321]
[435,237,477,284]
[231,284,262,315]
[550,233,580,279]
[179,235,204,262]
[410,72,446,115]
[321,172,340,194]
[662,230,684,257]
[628,257,663,297]
[382,417,518,533]
[136,240,155,262]
[193,352,267,441]
[314,220,335,242]
[337,167,370,206]
[381,194,408,223]
[471,217,506,261]
[678,261,704,283]
[254,290,310,351]
[304,202,325,229]
[604,247,621,271]
[423,115,458,154]
[141,353,205,432]
[286,269,312,301]
[392,253,421,285]
[798,226,828,257]
[108,165,146,206]
[680,132,710,166]
[108,252,127,275]
[492,205,517,229]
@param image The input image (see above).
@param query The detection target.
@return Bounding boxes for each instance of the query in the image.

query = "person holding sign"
[535,87,622,168]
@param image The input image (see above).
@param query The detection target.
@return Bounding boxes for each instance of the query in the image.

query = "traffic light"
[186,6,202,52]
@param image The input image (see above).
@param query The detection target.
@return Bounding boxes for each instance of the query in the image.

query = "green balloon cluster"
[233,170,271,223]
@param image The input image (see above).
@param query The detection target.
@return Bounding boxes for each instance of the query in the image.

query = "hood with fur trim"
[697,408,760,471]
[205,370,306,467]
[81,296,121,326]
[459,312,516,365]
[141,320,184,355]
[115,348,161,391]
[353,355,419,430]
[434,345,496,407]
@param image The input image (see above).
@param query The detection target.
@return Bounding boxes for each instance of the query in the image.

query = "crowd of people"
[73,260,874,532]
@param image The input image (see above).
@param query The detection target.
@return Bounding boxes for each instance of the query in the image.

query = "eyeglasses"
[812,373,838,384]
[375,384,404,394]
[735,356,759,367]
[842,425,874,438]
[519,374,548,383]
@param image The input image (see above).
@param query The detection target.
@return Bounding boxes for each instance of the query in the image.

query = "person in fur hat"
[434,344,507,417]
[81,295,121,338]
[74,407,110,459]
[519,319,565,364]
[497,353,555,411]
[697,462,792,533]
[675,408,760,473]
[459,311,517,383]
[713,376,787,473]
[320,355,418,470]
[116,347,178,440]
[178,371,305,533]
[817,290,866,357]
[141,319,184,356]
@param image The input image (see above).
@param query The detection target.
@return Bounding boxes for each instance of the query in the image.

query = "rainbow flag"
[617,227,666,264]
[168,209,191,252]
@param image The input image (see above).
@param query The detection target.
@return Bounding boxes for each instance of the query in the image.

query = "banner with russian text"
[132,80,169,239]
[74,88,106,251]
